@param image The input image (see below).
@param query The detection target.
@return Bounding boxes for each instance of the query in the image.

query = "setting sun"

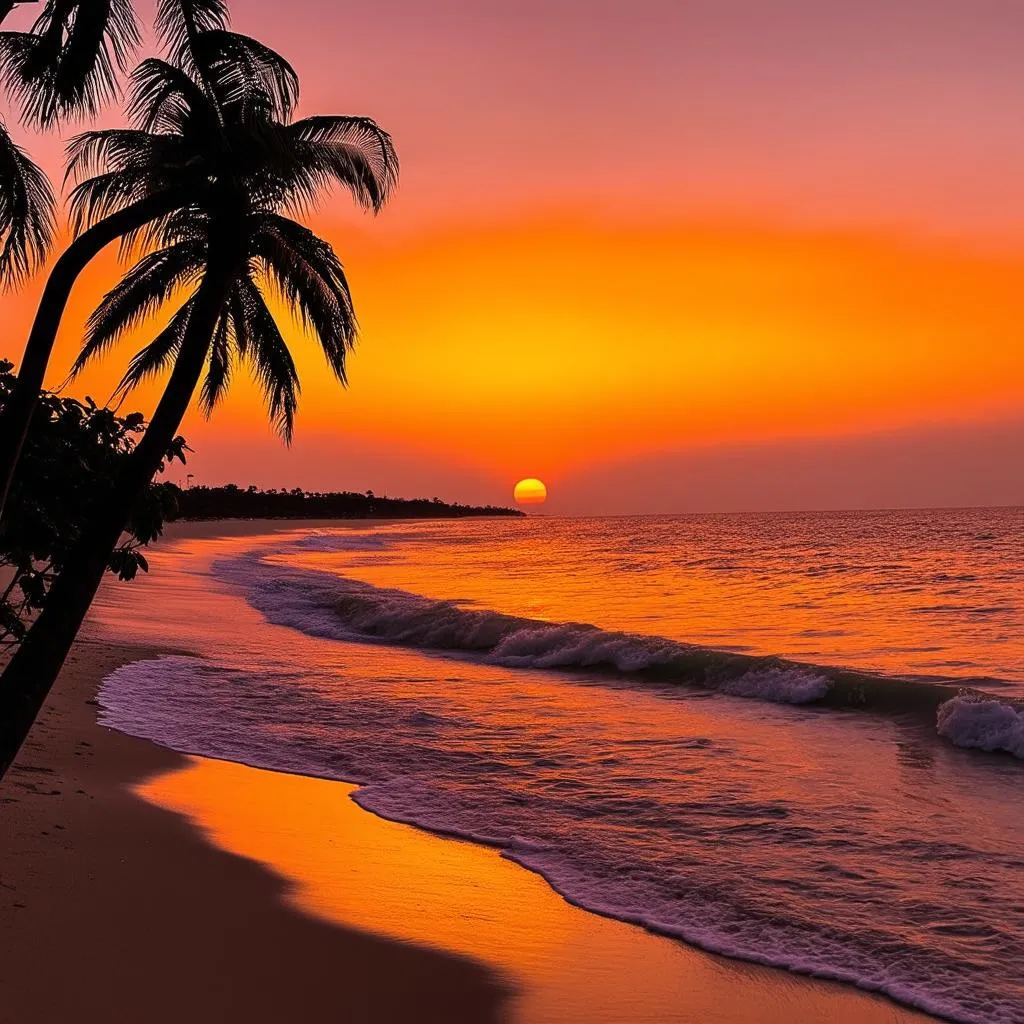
[514,478,548,505]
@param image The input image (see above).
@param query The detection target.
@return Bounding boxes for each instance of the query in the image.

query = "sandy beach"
[0,636,507,1023]
[0,519,949,1023]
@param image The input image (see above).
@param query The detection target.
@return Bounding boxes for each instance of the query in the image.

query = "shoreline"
[0,517,944,1023]
[0,635,510,1024]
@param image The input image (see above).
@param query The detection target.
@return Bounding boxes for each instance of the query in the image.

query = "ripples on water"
[280,508,1024,685]
[94,509,1024,1024]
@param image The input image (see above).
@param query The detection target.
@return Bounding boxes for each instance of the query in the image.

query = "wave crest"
[937,694,1024,758]
[214,552,1022,757]
[721,666,831,704]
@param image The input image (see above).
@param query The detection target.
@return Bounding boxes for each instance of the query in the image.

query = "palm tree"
[0,34,397,779]
[0,0,297,522]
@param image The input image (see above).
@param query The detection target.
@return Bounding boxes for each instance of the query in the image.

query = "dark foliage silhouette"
[176,484,522,521]
[0,0,140,127]
[0,358,184,646]
[0,0,142,290]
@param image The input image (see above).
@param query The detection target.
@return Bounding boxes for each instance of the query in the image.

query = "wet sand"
[0,637,508,1023]
[141,754,941,1024]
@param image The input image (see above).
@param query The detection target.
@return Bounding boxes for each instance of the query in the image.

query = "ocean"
[93,509,1024,1023]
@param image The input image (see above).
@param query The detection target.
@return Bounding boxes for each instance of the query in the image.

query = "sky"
[2,0,1024,512]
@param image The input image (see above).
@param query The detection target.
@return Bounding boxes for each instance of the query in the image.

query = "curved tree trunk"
[0,189,187,525]
[0,231,241,783]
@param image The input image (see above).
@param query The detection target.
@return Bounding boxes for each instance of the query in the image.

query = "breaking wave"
[937,693,1024,758]
[214,551,1021,756]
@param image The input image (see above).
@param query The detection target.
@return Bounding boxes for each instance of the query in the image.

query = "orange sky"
[2,1,1024,511]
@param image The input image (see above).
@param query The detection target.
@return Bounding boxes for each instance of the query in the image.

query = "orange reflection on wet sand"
[137,756,934,1024]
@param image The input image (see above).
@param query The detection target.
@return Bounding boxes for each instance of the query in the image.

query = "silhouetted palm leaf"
[0,121,55,286]
[156,0,296,123]
[199,298,232,412]
[74,240,205,374]
[116,299,194,392]
[252,215,355,383]
[234,275,300,438]
[0,0,140,126]
[155,0,227,71]
[125,56,214,135]
[194,30,298,121]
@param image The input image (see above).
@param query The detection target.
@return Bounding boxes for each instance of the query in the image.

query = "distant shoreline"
[173,483,524,521]
[177,512,524,521]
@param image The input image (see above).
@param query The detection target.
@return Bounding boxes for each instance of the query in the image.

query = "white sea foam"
[937,695,1024,759]
[489,623,681,672]
[214,553,837,708]
[218,551,1024,757]
[720,666,831,704]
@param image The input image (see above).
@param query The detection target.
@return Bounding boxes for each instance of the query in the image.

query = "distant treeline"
[174,484,524,521]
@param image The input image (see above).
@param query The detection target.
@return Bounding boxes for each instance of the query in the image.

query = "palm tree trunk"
[0,189,188,525]
[0,233,241,783]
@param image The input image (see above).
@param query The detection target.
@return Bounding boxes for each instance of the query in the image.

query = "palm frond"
[67,166,160,233]
[65,124,204,249]
[253,214,356,383]
[155,0,227,67]
[65,127,177,182]
[0,0,140,127]
[196,30,298,122]
[115,298,193,395]
[286,116,398,212]
[116,202,206,263]
[199,304,232,413]
[226,289,249,356]
[0,30,36,104]
[72,241,204,376]
[235,276,299,442]
[0,122,55,288]
[66,134,193,248]
[126,56,215,137]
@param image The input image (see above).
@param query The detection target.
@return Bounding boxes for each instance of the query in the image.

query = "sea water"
[93,509,1024,1023]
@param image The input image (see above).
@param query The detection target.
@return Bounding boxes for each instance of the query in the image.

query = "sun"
[514,478,548,505]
